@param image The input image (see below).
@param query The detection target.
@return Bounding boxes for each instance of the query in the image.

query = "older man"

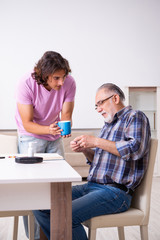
[33,83,151,240]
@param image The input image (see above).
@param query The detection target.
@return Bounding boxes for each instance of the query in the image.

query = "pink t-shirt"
[15,72,76,141]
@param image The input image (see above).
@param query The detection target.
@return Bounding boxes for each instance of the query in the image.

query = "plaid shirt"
[87,106,151,191]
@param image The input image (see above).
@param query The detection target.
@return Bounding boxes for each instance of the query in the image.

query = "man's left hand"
[62,134,71,138]
[73,135,97,149]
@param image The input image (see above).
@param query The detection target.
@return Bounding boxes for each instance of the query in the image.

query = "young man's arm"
[17,103,61,135]
[61,101,74,125]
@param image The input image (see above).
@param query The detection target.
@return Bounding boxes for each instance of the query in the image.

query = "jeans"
[18,135,64,240]
[33,182,132,240]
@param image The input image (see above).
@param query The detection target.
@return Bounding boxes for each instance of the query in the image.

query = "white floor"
[0,177,160,240]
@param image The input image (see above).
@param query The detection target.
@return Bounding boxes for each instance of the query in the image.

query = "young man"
[33,83,151,240]
[15,51,76,239]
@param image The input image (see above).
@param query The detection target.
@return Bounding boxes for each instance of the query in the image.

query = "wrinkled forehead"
[95,88,113,102]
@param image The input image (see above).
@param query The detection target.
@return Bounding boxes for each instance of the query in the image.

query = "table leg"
[40,227,48,240]
[50,182,72,240]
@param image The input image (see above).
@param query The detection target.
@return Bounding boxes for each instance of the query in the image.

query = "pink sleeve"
[64,76,76,102]
[15,77,33,104]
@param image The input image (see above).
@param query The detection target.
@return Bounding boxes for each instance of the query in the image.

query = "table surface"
[0,153,82,212]
[0,153,82,239]
[0,153,81,184]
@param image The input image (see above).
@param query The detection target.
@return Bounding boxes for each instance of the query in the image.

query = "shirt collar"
[115,105,132,119]
[104,105,133,126]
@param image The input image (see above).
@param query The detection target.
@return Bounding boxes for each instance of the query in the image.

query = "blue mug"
[57,121,71,136]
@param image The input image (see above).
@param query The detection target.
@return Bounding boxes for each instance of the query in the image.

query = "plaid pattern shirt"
[87,106,151,191]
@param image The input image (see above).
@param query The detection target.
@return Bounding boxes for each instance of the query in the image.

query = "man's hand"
[70,136,96,162]
[70,140,86,152]
[49,122,62,135]
[70,135,97,151]
[62,134,71,138]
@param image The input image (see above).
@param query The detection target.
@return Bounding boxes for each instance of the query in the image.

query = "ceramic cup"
[57,121,71,136]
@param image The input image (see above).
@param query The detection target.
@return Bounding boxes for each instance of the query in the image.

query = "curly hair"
[31,51,71,86]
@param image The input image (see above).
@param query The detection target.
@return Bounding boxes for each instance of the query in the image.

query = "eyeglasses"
[95,95,114,110]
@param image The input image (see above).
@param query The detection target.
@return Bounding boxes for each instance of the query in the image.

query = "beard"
[101,111,114,123]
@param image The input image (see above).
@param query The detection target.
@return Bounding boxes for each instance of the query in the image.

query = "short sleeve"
[15,75,33,105]
[64,75,76,102]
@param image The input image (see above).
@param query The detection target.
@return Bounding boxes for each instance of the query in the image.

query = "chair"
[0,134,34,240]
[83,138,158,240]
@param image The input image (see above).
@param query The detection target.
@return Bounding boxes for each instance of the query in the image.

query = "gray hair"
[97,83,125,102]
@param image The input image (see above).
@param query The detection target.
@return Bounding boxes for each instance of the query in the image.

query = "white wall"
[0,0,160,129]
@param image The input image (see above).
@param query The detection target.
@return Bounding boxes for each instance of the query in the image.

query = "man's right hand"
[70,138,95,163]
[49,122,62,135]
[70,140,86,152]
